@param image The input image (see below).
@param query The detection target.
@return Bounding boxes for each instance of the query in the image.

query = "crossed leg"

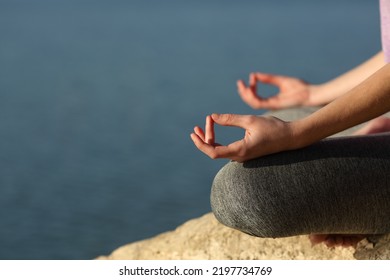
[211,130,390,249]
[309,116,390,248]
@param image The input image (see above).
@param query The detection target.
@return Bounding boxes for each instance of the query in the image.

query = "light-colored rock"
[99,213,357,260]
[354,234,390,260]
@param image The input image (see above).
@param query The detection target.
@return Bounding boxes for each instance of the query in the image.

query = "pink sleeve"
[380,0,390,62]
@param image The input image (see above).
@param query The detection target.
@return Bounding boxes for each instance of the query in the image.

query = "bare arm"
[308,51,386,106]
[292,62,390,148]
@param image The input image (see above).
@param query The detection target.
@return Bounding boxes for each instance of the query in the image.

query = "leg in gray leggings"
[211,133,390,238]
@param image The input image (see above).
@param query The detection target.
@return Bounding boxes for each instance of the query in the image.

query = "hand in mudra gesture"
[190,72,313,161]
[190,113,293,162]
[237,72,312,109]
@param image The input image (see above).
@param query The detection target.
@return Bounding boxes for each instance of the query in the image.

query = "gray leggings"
[211,133,390,238]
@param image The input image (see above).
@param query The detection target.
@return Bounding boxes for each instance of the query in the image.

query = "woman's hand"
[237,72,314,110]
[190,113,294,162]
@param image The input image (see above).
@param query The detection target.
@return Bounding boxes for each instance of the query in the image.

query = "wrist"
[304,83,329,107]
[286,118,311,151]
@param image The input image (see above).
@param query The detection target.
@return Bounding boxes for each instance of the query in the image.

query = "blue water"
[0,0,380,259]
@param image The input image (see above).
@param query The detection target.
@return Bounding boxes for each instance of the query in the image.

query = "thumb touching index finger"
[254,73,285,87]
[211,113,252,129]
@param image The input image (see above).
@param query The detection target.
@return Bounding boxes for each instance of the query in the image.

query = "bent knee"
[210,161,297,238]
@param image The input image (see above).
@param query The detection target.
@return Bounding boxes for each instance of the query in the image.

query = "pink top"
[380,0,390,62]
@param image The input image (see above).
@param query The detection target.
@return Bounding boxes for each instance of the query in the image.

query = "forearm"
[291,63,390,148]
[308,52,386,106]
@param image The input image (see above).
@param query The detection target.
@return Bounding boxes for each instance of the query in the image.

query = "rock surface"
[354,234,390,260]
[99,213,362,260]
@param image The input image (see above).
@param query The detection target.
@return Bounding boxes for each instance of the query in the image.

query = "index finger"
[253,72,285,87]
[205,115,215,145]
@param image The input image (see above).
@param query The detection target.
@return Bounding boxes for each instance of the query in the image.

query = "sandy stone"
[354,234,390,260]
[98,213,357,260]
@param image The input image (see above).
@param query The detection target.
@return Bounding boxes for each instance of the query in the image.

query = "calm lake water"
[0,0,380,259]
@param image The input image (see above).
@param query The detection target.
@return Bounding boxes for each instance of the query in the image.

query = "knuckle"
[222,114,234,123]
[246,115,257,125]
[208,151,218,159]
[207,150,218,159]
[237,146,248,158]
[226,113,234,121]
[250,102,261,110]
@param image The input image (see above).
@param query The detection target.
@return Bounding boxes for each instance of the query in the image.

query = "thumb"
[254,72,284,87]
[211,113,252,129]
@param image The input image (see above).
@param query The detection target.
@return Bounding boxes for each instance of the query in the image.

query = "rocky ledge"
[97,213,390,260]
